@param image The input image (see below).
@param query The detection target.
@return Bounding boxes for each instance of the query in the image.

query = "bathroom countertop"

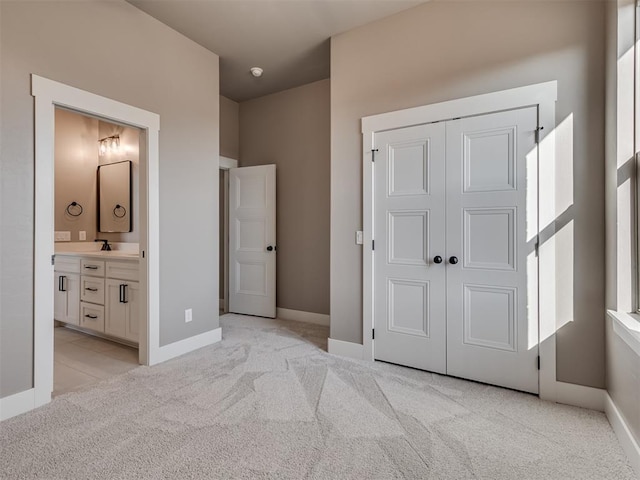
[55,250,139,260]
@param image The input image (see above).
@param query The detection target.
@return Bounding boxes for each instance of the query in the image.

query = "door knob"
[266,245,274,252]
[449,256,459,265]
[433,256,443,264]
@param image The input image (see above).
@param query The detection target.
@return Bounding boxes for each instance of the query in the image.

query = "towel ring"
[113,204,127,218]
[66,202,83,217]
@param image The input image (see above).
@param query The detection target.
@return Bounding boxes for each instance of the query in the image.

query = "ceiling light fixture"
[250,67,263,78]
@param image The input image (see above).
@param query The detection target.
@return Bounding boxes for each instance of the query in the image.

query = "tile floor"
[54,326,139,397]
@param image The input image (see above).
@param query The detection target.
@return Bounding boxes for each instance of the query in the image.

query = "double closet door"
[373,107,539,394]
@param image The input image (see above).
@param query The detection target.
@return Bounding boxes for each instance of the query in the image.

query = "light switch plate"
[79,231,86,241]
[356,231,364,245]
[55,231,71,242]
[185,308,193,323]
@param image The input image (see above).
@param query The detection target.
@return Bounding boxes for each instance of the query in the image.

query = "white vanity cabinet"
[104,261,139,342]
[54,257,80,325]
[55,253,139,344]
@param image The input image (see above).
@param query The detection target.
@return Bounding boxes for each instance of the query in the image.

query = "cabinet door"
[105,279,127,338]
[124,282,140,342]
[54,272,67,322]
[66,274,81,325]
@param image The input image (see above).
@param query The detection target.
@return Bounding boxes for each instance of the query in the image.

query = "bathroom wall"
[96,118,140,244]
[54,108,99,242]
[54,108,140,245]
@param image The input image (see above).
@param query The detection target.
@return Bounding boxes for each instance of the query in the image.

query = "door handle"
[449,256,459,265]
[433,256,443,264]
[59,276,66,292]
[120,284,129,304]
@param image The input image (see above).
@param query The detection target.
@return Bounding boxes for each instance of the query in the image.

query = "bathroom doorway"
[52,107,142,396]
[32,75,161,412]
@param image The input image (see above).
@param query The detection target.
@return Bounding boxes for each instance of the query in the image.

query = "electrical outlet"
[79,231,86,241]
[185,308,193,323]
[55,231,71,242]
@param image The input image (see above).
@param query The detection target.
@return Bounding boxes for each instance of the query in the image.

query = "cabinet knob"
[266,245,274,252]
[449,256,459,265]
[433,256,443,264]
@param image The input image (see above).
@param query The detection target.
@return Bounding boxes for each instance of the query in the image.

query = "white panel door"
[445,107,539,393]
[373,123,447,373]
[229,165,276,318]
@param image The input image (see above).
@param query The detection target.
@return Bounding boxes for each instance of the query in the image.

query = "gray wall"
[605,0,639,445]
[240,79,330,315]
[1,0,220,398]
[220,95,240,160]
[331,0,606,388]
[55,109,140,244]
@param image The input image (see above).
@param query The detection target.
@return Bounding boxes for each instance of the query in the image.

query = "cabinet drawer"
[81,259,105,277]
[54,256,80,274]
[80,302,105,332]
[81,276,105,305]
[106,261,139,281]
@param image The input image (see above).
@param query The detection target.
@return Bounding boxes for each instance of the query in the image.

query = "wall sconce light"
[98,135,120,156]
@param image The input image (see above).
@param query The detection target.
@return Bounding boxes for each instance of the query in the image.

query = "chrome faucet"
[95,239,111,251]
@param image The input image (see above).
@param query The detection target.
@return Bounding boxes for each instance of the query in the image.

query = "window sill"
[607,310,640,357]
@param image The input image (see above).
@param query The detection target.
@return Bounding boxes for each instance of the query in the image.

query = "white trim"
[219,156,238,170]
[0,389,35,421]
[606,393,640,478]
[153,327,222,364]
[361,81,558,134]
[555,381,605,411]
[31,75,161,409]
[361,82,558,401]
[608,310,640,356]
[328,338,364,360]
[276,308,330,327]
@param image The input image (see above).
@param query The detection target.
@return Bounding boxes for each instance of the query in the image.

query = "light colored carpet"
[1,314,634,479]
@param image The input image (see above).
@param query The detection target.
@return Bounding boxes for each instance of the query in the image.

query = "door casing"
[361,82,558,401]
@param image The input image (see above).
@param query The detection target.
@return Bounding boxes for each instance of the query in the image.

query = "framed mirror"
[98,160,132,233]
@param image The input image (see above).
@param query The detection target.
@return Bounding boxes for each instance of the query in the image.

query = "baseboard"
[328,338,364,360]
[555,381,605,411]
[0,388,35,421]
[276,308,330,327]
[605,393,640,478]
[154,327,222,364]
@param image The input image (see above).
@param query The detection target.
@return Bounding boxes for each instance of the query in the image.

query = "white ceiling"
[128,0,425,102]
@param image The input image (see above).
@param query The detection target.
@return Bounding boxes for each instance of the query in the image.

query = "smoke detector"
[250,67,263,78]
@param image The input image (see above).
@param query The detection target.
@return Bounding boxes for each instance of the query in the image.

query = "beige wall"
[605,0,639,446]
[1,0,220,398]
[97,118,140,244]
[240,79,330,315]
[54,109,140,244]
[220,95,240,159]
[54,109,100,242]
[331,0,607,388]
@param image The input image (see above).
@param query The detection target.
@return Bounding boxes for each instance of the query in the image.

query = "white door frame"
[219,156,238,312]
[361,81,558,401]
[31,75,160,410]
